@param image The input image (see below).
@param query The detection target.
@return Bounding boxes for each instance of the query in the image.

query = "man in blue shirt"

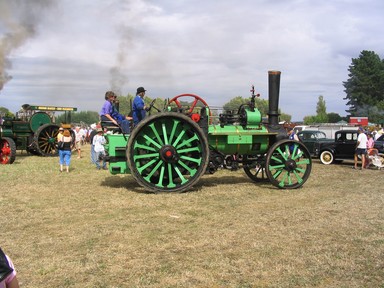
[132,87,148,126]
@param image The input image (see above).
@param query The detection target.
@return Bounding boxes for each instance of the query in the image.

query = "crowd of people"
[56,87,149,172]
[354,126,382,170]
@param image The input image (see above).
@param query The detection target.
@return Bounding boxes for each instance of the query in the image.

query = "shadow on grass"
[100,171,276,194]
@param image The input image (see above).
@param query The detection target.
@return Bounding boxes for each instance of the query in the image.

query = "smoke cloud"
[0,0,54,91]
[109,26,133,96]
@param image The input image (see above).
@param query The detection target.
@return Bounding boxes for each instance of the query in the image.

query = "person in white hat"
[57,127,64,141]
[92,128,107,170]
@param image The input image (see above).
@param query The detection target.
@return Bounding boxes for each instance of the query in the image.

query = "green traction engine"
[0,104,77,164]
[105,71,312,192]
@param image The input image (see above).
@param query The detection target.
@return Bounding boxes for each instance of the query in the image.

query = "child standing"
[93,128,107,170]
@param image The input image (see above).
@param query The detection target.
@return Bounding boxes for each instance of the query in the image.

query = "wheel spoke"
[177,146,201,154]
[173,165,188,184]
[269,163,285,170]
[171,130,186,148]
[137,158,159,174]
[167,163,176,188]
[142,134,162,149]
[143,160,163,181]
[133,152,159,161]
[178,159,197,175]
[148,123,164,146]
[296,159,310,165]
[155,165,166,188]
[168,120,180,143]
[271,168,283,179]
[133,142,157,152]
[176,134,199,149]
[180,155,202,165]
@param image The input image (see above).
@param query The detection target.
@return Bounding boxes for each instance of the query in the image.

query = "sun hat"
[59,127,64,131]
[63,130,71,137]
[97,128,103,133]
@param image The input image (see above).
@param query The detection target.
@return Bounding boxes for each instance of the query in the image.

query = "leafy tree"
[303,115,317,125]
[55,111,99,125]
[280,113,291,123]
[343,50,384,123]
[0,106,14,118]
[303,95,330,124]
[316,95,328,123]
[222,96,290,121]
[327,112,342,123]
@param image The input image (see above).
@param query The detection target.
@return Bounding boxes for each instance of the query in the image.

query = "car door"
[336,132,357,159]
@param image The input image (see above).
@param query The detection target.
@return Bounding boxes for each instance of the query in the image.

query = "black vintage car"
[313,130,358,164]
[374,134,384,153]
[297,130,330,155]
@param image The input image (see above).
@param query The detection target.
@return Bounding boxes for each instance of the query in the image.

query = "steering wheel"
[168,93,210,114]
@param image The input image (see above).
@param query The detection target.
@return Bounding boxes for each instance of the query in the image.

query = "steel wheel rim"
[128,113,209,192]
[266,140,312,189]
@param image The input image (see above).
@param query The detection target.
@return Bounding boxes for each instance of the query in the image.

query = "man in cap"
[132,87,148,126]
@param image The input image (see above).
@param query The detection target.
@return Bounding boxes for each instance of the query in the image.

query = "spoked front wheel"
[265,140,312,189]
[127,112,209,193]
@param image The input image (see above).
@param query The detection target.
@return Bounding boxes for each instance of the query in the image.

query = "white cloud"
[1,0,384,121]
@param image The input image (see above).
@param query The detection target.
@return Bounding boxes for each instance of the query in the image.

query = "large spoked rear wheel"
[127,112,209,193]
[265,139,312,189]
[0,137,16,164]
[33,124,60,156]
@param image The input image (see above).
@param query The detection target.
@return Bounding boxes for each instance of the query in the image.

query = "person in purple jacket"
[100,91,132,134]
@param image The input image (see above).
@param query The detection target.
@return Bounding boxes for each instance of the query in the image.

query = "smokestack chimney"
[268,70,281,127]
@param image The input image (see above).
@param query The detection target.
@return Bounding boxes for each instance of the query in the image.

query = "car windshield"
[315,132,327,139]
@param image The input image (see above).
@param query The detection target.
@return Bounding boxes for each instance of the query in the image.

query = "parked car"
[374,134,384,153]
[313,130,359,164]
[297,130,331,155]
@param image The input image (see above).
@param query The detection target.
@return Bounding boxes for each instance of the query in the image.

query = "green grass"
[1,145,384,287]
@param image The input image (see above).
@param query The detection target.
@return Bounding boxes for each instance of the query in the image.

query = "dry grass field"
[1,144,383,288]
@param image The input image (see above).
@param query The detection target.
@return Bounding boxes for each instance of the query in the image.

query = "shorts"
[75,141,82,150]
[355,148,366,156]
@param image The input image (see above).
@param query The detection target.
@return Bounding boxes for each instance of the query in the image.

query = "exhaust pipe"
[268,70,281,128]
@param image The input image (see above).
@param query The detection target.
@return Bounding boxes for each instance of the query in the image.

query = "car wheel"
[320,150,334,165]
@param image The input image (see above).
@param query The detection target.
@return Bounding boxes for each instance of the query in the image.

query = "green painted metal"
[244,109,261,125]
[127,113,209,192]
[30,112,52,132]
[208,125,270,155]
[265,140,312,189]
[105,134,130,174]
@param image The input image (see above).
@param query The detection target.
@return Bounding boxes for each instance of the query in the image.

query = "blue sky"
[1,0,384,121]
